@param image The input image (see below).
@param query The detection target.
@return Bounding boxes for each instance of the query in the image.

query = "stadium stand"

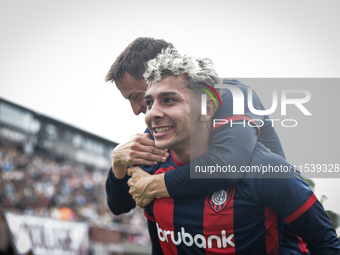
[0,97,151,255]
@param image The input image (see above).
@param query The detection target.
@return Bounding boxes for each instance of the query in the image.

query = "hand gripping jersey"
[143,144,340,255]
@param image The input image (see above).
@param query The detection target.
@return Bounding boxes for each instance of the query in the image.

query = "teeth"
[155,126,172,133]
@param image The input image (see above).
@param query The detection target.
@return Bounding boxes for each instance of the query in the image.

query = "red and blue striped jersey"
[143,144,340,255]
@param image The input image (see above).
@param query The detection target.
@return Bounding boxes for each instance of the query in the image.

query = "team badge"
[208,188,234,213]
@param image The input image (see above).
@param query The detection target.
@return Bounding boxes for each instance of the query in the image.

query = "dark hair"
[105,37,174,83]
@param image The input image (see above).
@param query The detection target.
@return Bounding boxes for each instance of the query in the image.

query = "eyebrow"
[127,93,135,100]
[144,91,178,100]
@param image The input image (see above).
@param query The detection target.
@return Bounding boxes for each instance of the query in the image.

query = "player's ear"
[200,97,218,123]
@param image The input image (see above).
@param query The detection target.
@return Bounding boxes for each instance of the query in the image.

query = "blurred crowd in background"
[0,145,150,246]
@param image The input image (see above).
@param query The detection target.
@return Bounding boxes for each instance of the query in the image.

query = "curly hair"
[143,48,221,94]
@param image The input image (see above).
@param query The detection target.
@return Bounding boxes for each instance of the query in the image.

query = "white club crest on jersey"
[212,190,227,205]
[209,187,234,213]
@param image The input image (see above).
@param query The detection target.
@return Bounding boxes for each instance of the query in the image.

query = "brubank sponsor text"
[156,223,235,249]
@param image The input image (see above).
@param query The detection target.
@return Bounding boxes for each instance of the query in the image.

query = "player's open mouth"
[154,126,173,134]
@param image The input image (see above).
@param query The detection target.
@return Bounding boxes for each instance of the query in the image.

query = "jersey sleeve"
[289,201,340,254]
[253,173,317,220]
[247,144,318,220]
[254,177,340,254]
[249,148,340,254]
[105,168,136,215]
[223,79,286,159]
[106,162,159,215]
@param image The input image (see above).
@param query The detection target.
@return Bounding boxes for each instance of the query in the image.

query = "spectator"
[0,145,149,245]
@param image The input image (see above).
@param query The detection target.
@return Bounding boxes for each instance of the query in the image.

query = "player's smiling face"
[144,75,192,152]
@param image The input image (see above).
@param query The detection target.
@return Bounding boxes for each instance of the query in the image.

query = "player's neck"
[172,131,210,163]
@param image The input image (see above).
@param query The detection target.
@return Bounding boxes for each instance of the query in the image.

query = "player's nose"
[147,101,164,120]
